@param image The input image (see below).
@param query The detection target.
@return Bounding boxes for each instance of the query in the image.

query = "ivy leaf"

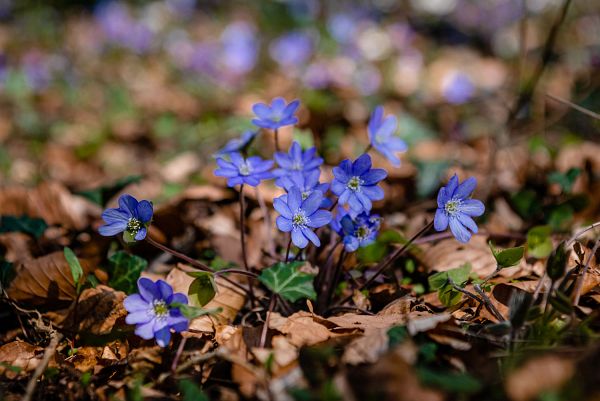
[488,242,524,268]
[0,215,48,238]
[76,175,142,206]
[186,272,217,307]
[259,261,316,302]
[108,251,147,294]
[64,247,84,294]
[527,225,553,258]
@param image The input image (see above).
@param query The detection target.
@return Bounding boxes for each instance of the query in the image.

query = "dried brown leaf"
[505,355,575,401]
[0,341,44,379]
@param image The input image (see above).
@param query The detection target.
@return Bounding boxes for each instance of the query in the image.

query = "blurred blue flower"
[339,212,381,252]
[252,97,300,130]
[442,72,474,104]
[124,278,189,347]
[434,174,485,243]
[274,187,332,248]
[99,194,153,242]
[278,170,331,208]
[368,106,407,166]
[215,131,258,157]
[269,31,314,69]
[214,152,274,187]
[331,154,387,214]
[273,141,323,186]
[220,21,258,76]
[95,1,154,53]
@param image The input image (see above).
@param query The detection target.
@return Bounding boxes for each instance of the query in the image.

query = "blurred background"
[0,0,598,203]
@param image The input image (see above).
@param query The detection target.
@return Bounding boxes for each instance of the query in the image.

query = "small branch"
[546,93,600,121]
[567,221,600,247]
[259,296,276,348]
[449,280,483,304]
[146,236,212,272]
[239,184,250,271]
[572,238,600,306]
[473,284,505,322]
[22,330,63,401]
[215,268,259,279]
[255,186,275,255]
[171,336,187,374]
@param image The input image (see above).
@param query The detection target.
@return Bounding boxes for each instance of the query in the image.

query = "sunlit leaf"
[259,261,316,302]
[187,272,217,307]
[488,242,524,268]
[527,225,553,258]
[108,251,147,294]
[64,247,83,294]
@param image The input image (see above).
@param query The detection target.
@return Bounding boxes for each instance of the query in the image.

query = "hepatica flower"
[215,130,258,157]
[252,97,300,130]
[434,174,485,243]
[274,141,323,186]
[368,106,407,166]
[278,169,331,208]
[274,187,332,248]
[331,154,387,214]
[214,152,274,187]
[339,212,381,252]
[124,278,189,347]
[99,194,153,242]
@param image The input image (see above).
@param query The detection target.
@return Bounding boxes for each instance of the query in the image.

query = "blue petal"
[227,177,244,187]
[333,160,352,182]
[361,185,384,201]
[302,191,323,215]
[356,192,373,211]
[229,152,245,167]
[243,176,260,186]
[348,194,364,213]
[271,97,286,112]
[252,118,274,129]
[377,115,398,137]
[154,327,171,347]
[124,294,149,312]
[169,293,188,305]
[214,168,240,178]
[276,216,293,232]
[291,229,309,248]
[338,189,351,205]
[301,227,320,247]
[138,278,159,302]
[134,227,147,241]
[460,199,485,217]
[287,187,302,212]
[98,221,127,236]
[156,280,173,300]
[119,194,139,217]
[169,316,189,333]
[275,152,294,169]
[283,99,300,117]
[101,208,130,224]
[449,217,471,243]
[434,209,449,231]
[456,213,478,233]
[307,210,332,228]
[252,103,271,119]
[437,187,448,208]
[367,106,384,137]
[330,179,346,196]
[360,169,387,185]
[344,236,359,252]
[126,311,152,325]
[454,177,477,199]
[137,201,153,223]
[446,174,459,197]
[352,154,372,176]
[290,142,302,162]
[135,320,156,340]
[274,197,293,219]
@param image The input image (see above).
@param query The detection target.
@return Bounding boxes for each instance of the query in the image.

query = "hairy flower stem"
[259,296,276,348]
[364,143,373,154]
[239,184,250,271]
[334,220,434,308]
[256,186,275,255]
[274,128,280,152]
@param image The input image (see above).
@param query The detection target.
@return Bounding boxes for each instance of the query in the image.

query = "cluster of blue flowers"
[97,96,485,347]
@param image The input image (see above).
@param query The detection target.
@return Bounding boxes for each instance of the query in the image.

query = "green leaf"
[428,264,471,307]
[76,175,142,206]
[0,260,15,291]
[417,368,482,394]
[438,285,463,307]
[546,203,573,230]
[413,159,450,198]
[546,242,569,281]
[548,167,580,193]
[187,273,217,307]
[64,247,84,294]
[108,251,147,294]
[259,261,316,302]
[511,189,542,219]
[488,242,524,268]
[527,225,553,258]
[172,303,222,320]
[357,229,405,263]
[179,379,209,401]
[0,215,48,238]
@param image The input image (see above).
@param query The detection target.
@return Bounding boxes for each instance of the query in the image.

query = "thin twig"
[259,297,276,348]
[22,330,63,401]
[546,93,600,121]
[239,184,250,271]
[473,284,505,322]
[284,237,292,263]
[146,236,211,272]
[171,336,187,374]
[567,221,600,247]
[255,186,275,255]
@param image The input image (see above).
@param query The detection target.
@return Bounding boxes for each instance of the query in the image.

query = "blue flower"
[214,152,274,187]
[368,106,407,166]
[124,278,189,347]
[434,174,485,243]
[278,170,331,208]
[274,187,332,248]
[339,212,381,252]
[252,97,300,130]
[215,130,258,157]
[331,154,387,214]
[273,141,323,186]
[99,194,153,242]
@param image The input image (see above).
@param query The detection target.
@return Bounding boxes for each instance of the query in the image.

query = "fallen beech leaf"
[406,312,452,335]
[166,266,246,333]
[342,328,389,365]
[269,312,342,347]
[505,355,574,401]
[71,346,99,372]
[0,341,44,379]
[6,251,94,305]
[0,182,100,230]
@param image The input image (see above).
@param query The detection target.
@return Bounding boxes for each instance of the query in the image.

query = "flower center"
[444,199,462,215]
[127,218,142,234]
[347,176,363,191]
[238,162,251,176]
[375,133,386,144]
[291,161,303,170]
[292,210,309,228]
[301,190,311,200]
[355,225,370,240]
[152,300,169,318]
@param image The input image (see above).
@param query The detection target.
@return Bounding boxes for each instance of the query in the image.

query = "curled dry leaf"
[505,355,575,401]
[0,182,100,230]
[166,266,246,333]
[6,251,94,305]
[0,341,45,379]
